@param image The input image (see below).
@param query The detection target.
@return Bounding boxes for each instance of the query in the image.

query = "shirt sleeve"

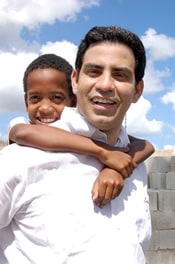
[0,146,24,228]
[7,116,29,144]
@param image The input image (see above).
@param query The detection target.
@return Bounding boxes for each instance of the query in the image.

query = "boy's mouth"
[37,117,57,124]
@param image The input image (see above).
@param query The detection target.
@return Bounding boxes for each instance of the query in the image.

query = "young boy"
[9,53,154,208]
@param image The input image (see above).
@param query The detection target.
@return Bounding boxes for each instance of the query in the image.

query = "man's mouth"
[91,97,115,105]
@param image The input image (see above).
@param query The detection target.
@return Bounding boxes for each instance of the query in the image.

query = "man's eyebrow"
[113,67,132,74]
[83,63,102,69]
[84,64,132,72]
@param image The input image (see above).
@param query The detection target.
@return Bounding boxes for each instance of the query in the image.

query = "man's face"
[72,42,143,144]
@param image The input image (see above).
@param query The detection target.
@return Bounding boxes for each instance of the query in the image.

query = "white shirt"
[0,107,151,264]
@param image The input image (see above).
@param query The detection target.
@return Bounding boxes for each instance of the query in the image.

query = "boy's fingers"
[92,185,123,208]
[92,182,107,208]
[121,161,137,178]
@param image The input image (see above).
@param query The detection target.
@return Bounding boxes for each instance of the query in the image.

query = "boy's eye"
[52,95,65,103]
[29,95,40,103]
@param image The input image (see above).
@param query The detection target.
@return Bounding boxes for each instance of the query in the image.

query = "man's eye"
[114,72,124,77]
[88,69,100,77]
[113,72,128,81]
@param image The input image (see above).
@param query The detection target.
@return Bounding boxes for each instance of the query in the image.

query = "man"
[0,26,151,264]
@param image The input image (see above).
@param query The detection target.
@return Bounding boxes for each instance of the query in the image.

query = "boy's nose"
[39,99,52,112]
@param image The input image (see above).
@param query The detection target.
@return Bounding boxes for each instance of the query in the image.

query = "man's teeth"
[92,98,114,104]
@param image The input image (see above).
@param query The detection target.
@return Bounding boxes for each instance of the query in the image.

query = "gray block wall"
[145,156,175,264]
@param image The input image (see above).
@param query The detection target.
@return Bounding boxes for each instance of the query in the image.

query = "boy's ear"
[24,94,28,108]
[132,80,144,103]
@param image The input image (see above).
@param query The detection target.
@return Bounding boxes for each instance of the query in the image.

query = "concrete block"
[149,230,175,250]
[145,156,171,173]
[170,156,175,171]
[166,171,175,190]
[145,156,175,262]
[158,190,175,211]
[151,211,175,230]
[149,230,160,250]
[148,172,166,189]
[159,230,175,249]
[148,189,158,211]
[146,249,175,264]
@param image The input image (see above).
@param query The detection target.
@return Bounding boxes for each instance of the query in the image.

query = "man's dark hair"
[75,26,146,84]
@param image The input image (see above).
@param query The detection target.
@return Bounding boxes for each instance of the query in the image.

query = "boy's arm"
[92,136,155,207]
[92,167,124,208]
[9,124,154,208]
[128,135,155,164]
[9,123,136,177]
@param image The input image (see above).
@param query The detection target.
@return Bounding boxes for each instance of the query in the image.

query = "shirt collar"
[60,107,129,147]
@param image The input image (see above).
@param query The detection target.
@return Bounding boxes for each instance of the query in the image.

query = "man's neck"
[100,128,120,146]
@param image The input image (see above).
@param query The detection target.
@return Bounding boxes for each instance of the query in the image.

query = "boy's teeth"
[40,118,55,123]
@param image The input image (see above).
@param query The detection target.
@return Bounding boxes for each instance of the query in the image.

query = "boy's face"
[25,68,75,124]
[72,42,143,145]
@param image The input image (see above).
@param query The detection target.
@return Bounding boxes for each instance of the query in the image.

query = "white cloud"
[126,96,163,136]
[0,0,100,52]
[141,28,175,94]
[142,28,175,61]
[0,0,100,28]
[144,60,171,93]
[40,41,77,67]
[0,52,37,113]
[161,84,175,109]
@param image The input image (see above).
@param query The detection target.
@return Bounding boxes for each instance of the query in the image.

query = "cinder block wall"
[145,156,175,264]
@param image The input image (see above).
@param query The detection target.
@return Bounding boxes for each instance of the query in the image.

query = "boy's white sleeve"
[0,146,23,228]
[7,116,29,144]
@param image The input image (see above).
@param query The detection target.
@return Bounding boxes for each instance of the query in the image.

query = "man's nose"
[96,73,114,92]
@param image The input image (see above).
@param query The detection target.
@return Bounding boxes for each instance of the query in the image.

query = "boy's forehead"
[27,68,67,81]
[26,68,70,93]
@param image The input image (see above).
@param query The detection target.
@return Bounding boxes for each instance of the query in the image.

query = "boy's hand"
[91,167,124,208]
[99,149,137,178]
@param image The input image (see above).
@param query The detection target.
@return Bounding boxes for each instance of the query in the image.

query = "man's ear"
[71,69,78,95]
[132,80,144,103]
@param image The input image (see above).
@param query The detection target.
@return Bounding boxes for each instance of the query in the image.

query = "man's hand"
[91,167,124,208]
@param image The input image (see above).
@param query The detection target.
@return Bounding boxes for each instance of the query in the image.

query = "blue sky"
[0,0,175,150]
